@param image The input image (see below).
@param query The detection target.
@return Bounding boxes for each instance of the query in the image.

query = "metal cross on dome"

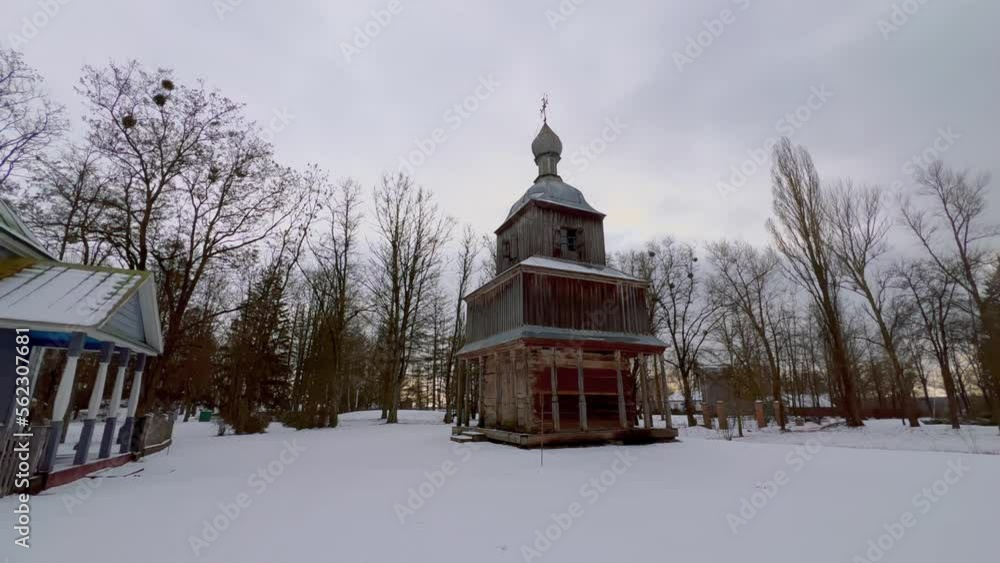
[540,93,550,124]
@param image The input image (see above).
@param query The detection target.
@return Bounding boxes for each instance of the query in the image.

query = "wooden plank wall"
[522,273,649,335]
[481,350,529,431]
[466,273,523,343]
[496,205,606,272]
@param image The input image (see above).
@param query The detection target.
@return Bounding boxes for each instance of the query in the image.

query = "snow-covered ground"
[2,410,995,563]
[665,415,1000,455]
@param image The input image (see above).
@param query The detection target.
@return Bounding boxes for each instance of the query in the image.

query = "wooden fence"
[0,424,50,497]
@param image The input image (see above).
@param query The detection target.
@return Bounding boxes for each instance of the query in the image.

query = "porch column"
[73,342,114,465]
[549,349,560,432]
[41,332,86,472]
[477,356,485,428]
[576,349,588,431]
[99,348,130,458]
[615,350,627,428]
[119,353,146,454]
[639,355,653,429]
[657,353,673,429]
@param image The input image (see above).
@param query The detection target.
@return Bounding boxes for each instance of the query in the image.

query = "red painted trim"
[43,453,135,490]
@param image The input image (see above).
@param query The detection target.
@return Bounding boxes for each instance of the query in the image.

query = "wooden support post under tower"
[478,356,485,428]
[549,349,560,432]
[455,359,465,427]
[657,353,673,429]
[639,354,653,429]
[494,352,502,428]
[576,348,588,432]
[462,359,471,427]
[615,350,627,428]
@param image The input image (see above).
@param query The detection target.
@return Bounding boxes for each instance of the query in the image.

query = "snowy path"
[2,410,995,563]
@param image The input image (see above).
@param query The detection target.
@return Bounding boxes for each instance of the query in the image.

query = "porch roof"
[0,259,162,355]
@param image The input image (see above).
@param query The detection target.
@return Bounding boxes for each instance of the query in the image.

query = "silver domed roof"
[501,121,603,223]
[531,123,563,158]
[506,176,602,219]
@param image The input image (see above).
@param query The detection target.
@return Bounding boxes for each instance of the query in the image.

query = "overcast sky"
[4,0,998,255]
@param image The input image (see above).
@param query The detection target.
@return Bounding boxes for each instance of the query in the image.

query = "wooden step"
[461,431,486,442]
[450,435,474,444]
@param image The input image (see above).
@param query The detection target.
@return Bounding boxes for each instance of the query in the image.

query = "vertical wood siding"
[496,205,606,272]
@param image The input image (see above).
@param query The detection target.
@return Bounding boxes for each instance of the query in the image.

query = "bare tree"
[901,160,1000,426]
[896,261,963,428]
[828,182,920,426]
[985,260,1000,424]
[368,174,453,423]
[767,138,863,426]
[304,177,366,427]
[77,61,320,409]
[443,226,481,423]
[648,237,719,427]
[0,48,66,189]
[20,145,111,264]
[707,240,789,429]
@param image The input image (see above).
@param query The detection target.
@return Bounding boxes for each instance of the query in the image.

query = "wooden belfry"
[452,115,677,447]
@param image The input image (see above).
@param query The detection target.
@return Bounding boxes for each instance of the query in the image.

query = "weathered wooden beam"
[657,353,673,429]
[463,359,471,427]
[639,354,653,429]
[576,348,588,432]
[510,348,524,430]
[478,356,486,428]
[495,352,502,428]
[615,350,627,428]
[455,360,465,426]
[549,348,561,432]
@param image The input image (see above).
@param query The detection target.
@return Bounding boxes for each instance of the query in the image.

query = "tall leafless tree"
[767,138,863,426]
[305,177,366,427]
[647,237,719,426]
[20,145,111,264]
[0,48,66,190]
[896,261,963,429]
[707,240,789,429]
[443,226,481,423]
[77,61,319,409]
[901,160,1000,427]
[369,173,453,423]
[828,181,920,426]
